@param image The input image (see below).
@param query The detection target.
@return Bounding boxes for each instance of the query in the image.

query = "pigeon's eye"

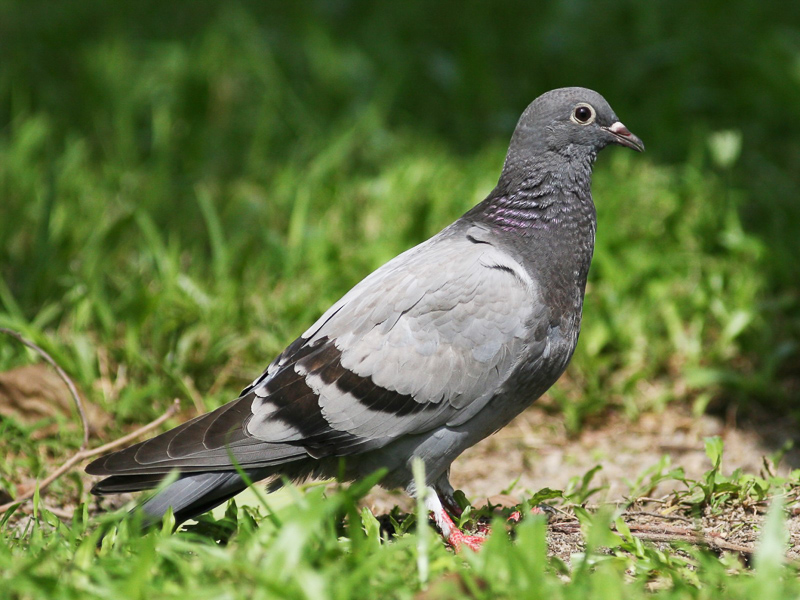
[572,104,595,125]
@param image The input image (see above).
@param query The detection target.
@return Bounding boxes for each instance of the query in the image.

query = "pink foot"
[440,508,534,551]
[446,528,487,552]
[471,505,548,536]
[432,500,487,553]
[431,493,551,553]
[509,505,547,523]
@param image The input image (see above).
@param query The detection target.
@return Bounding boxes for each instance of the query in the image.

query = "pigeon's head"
[509,87,644,166]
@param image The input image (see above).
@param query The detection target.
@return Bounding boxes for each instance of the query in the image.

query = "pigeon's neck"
[473,150,597,233]
[463,151,598,319]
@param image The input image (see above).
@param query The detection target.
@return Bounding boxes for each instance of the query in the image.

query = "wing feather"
[88,225,546,477]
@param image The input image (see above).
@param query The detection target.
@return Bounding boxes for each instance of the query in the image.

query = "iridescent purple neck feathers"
[472,149,597,234]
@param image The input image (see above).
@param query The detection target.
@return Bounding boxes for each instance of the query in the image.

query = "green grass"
[1,2,799,598]
[3,447,800,600]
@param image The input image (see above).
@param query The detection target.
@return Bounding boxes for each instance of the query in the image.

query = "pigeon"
[86,87,643,550]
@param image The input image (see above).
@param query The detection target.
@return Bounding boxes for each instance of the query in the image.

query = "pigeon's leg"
[423,472,551,552]
[432,470,551,522]
[424,487,486,552]
[432,471,463,517]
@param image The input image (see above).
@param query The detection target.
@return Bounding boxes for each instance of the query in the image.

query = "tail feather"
[91,473,169,494]
[138,471,251,527]
[92,468,274,527]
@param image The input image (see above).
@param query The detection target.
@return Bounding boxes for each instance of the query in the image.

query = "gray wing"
[246,223,540,453]
[87,224,542,476]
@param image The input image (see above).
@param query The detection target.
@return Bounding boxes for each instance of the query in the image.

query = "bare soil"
[364,401,800,562]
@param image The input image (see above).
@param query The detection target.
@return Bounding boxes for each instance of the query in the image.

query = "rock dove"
[86,87,643,550]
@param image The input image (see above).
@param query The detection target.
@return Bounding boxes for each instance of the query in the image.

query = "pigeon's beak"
[603,122,645,152]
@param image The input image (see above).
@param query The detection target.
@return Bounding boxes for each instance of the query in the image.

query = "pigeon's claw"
[508,504,551,523]
[435,486,463,518]
[426,487,550,553]
[441,510,528,551]
[426,487,485,552]
[446,528,488,552]
[425,487,555,552]
[434,501,487,552]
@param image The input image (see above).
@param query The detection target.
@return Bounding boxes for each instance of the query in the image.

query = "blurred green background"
[0,0,798,464]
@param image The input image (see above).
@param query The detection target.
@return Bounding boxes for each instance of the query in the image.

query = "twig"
[0,327,90,448]
[624,510,692,523]
[625,531,754,557]
[572,496,672,511]
[41,504,77,520]
[633,496,671,505]
[550,520,581,532]
[79,398,180,459]
[0,399,180,514]
[626,522,698,535]
[549,516,755,558]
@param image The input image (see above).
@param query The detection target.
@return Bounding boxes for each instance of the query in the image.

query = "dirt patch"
[367,402,799,511]
[0,364,110,435]
[364,401,800,562]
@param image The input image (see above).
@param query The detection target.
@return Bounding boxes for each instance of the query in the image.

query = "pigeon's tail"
[137,472,250,527]
[92,469,269,528]
[84,386,318,527]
